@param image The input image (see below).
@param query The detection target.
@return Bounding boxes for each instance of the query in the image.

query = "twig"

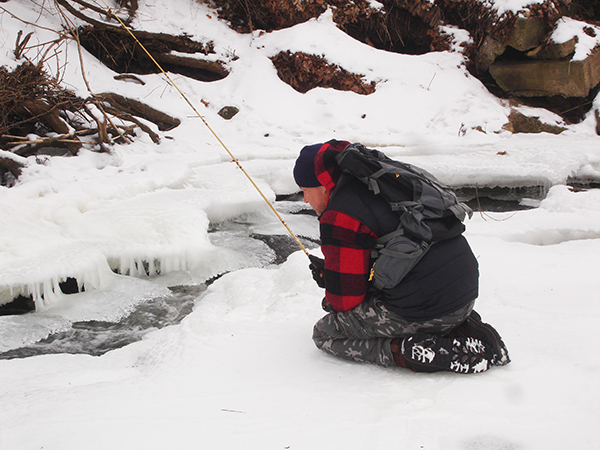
[0,6,62,35]
[10,128,97,156]
[94,101,132,144]
[427,72,436,90]
[14,30,34,59]
[102,105,160,144]
[56,3,94,93]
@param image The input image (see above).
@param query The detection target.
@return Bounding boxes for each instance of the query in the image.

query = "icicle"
[127,257,135,276]
[162,256,171,274]
[53,277,62,296]
[147,258,157,277]
[136,258,144,276]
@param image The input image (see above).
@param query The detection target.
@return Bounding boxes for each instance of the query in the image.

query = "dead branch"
[69,0,112,18]
[54,0,119,29]
[94,92,181,131]
[16,100,81,154]
[8,128,96,157]
[14,30,34,59]
[104,109,160,143]
[102,105,161,144]
[94,101,132,144]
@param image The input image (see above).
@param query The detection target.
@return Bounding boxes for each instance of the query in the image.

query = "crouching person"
[293,140,510,373]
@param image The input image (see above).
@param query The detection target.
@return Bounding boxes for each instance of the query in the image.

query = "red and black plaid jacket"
[314,140,377,311]
[313,140,479,318]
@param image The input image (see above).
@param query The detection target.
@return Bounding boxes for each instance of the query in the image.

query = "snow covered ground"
[1,1,599,449]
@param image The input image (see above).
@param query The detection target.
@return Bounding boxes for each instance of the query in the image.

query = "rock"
[475,16,550,71]
[502,109,567,134]
[476,35,507,72]
[507,16,548,51]
[489,48,600,97]
[527,37,577,60]
[218,106,239,119]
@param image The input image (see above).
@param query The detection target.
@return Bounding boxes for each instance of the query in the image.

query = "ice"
[0,274,171,352]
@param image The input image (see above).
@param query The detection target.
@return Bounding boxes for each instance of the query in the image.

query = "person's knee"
[312,319,327,348]
[312,335,326,350]
[312,313,339,348]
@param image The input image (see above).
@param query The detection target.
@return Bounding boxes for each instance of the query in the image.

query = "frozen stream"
[1,178,597,360]
[0,180,589,360]
[0,187,541,360]
[0,201,319,360]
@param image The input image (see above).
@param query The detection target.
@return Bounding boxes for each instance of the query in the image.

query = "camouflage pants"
[312,295,475,367]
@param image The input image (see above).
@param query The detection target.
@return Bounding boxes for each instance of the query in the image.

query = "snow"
[486,0,545,15]
[1,1,599,449]
[551,16,600,61]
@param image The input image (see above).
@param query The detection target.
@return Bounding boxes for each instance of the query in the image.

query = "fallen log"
[94,92,181,131]
[154,53,230,82]
[8,128,96,157]
[76,26,226,82]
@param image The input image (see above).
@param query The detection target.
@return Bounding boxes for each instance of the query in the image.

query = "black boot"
[398,333,493,374]
[448,311,511,367]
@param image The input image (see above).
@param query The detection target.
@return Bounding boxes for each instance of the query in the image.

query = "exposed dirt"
[270,51,376,94]
[206,0,327,32]
[332,0,452,54]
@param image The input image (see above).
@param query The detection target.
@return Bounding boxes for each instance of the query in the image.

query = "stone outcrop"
[502,109,567,134]
[483,14,600,100]
[490,48,600,98]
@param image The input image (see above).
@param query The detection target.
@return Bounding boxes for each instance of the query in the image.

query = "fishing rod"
[92,0,310,257]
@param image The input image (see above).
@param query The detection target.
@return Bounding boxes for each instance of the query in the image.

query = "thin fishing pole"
[94,0,310,256]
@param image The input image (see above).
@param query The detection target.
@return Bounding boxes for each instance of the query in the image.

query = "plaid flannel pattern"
[311,139,372,311]
[319,209,377,311]
[312,139,379,311]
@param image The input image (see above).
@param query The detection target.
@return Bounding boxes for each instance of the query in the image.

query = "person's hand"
[308,255,326,289]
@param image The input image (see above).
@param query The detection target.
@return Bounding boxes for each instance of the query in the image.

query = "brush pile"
[0,0,230,188]
[0,59,182,186]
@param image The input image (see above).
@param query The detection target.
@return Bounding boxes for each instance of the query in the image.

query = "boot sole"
[466,311,511,366]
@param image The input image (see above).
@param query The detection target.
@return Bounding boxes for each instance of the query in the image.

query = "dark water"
[0,285,203,360]
[0,227,316,360]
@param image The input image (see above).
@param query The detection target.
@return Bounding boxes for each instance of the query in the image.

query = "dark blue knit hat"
[293,144,322,187]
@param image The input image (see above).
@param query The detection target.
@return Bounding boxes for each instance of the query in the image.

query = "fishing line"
[93,0,310,256]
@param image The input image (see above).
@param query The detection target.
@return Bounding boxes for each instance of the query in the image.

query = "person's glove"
[308,255,326,289]
[321,297,335,313]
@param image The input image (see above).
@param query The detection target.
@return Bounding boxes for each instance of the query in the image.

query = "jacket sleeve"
[319,209,377,311]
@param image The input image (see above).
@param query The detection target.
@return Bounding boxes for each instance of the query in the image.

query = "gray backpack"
[335,143,473,290]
